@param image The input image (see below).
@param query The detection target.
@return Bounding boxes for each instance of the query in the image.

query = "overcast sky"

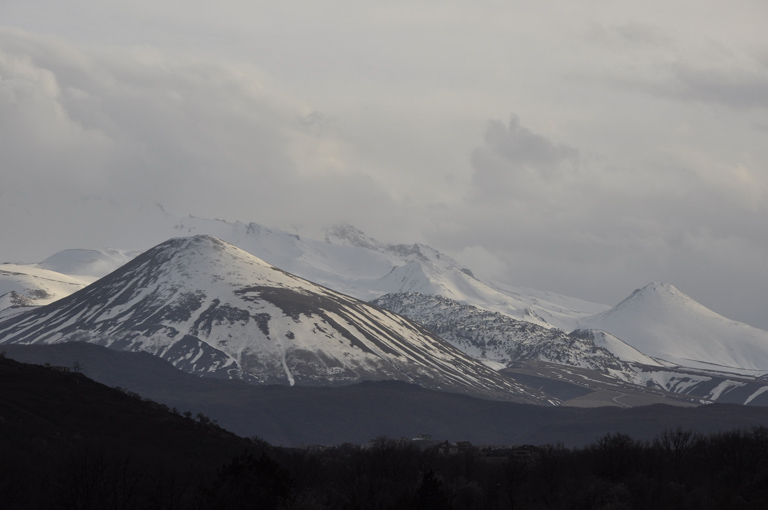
[2,1,768,328]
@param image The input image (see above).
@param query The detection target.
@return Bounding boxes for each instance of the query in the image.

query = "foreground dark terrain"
[8,342,768,448]
[3,354,768,509]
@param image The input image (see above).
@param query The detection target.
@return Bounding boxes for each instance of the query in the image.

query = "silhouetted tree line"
[4,426,768,509]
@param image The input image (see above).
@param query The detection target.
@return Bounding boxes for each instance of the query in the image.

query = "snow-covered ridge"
[0,235,553,404]
[150,218,609,329]
[372,292,651,374]
[0,217,609,332]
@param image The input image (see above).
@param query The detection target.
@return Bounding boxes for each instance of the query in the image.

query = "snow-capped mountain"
[579,283,768,375]
[372,292,768,406]
[0,235,552,403]
[148,217,610,329]
[6,211,768,397]
[0,213,608,330]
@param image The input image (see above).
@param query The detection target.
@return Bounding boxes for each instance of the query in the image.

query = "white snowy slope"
[37,248,141,279]
[0,248,143,316]
[579,283,768,374]
[0,264,92,312]
[570,329,665,367]
[0,235,553,404]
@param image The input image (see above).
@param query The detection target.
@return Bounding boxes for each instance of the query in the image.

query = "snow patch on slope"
[746,387,768,405]
[576,329,665,367]
[0,264,92,309]
[707,381,746,401]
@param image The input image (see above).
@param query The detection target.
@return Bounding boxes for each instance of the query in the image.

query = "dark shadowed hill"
[0,351,248,453]
[6,343,768,448]
[0,352,259,509]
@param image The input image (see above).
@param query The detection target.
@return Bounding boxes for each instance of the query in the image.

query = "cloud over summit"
[0,29,398,238]
[2,2,768,330]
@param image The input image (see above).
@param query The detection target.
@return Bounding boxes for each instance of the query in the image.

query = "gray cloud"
[584,21,673,49]
[670,62,768,110]
[470,116,579,200]
[588,30,768,112]
[607,61,768,112]
[429,114,768,328]
[0,29,403,258]
[578,17,768,112]
[3,2,768,333]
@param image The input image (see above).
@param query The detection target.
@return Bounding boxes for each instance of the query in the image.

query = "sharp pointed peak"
[155,234,229,250]
[640,282,678,291]
[625,282,688,301]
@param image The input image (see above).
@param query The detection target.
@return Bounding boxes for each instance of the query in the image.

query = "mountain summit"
[580,282,768,373]
[0,235,549,403]
[0,217,610,330]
